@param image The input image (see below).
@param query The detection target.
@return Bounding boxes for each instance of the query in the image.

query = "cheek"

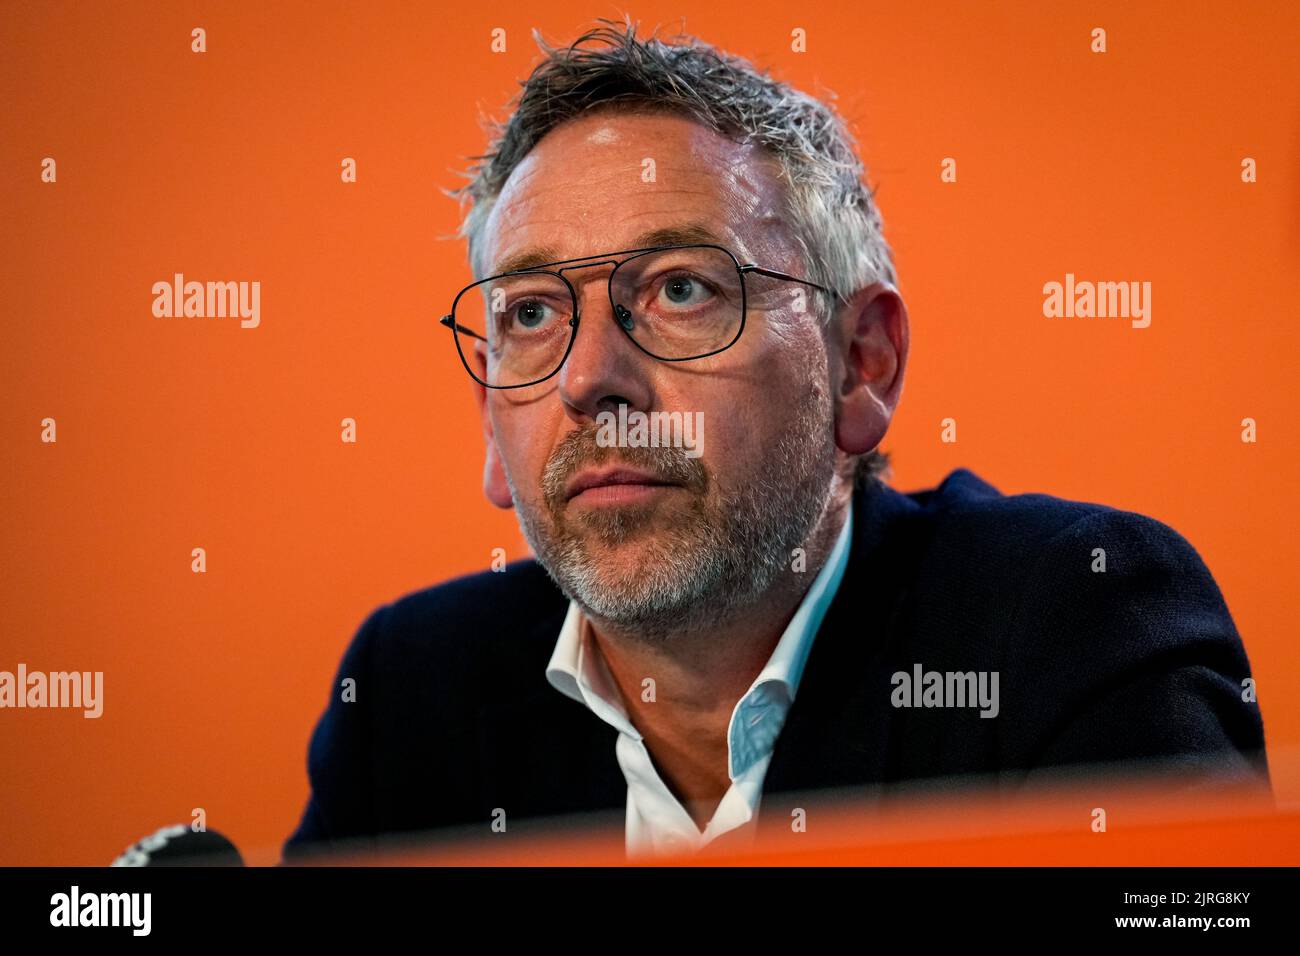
[754,320,830,402]
[489,403,550,487]
[759,338,832,431]
[694,346,826,474]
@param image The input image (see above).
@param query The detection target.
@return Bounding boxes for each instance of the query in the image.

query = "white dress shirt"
[545,508,854,858]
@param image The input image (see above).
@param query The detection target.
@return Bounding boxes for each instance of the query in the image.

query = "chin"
[562,502,686,544]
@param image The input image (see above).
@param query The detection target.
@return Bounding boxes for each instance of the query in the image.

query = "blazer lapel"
[479,602,627,818]
[760,481,922,810]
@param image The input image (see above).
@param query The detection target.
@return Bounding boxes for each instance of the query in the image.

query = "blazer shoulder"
[381,557,562,633]
[901,470,1266,782]
[355,558,568,678]
[922,467,1118,534]
[922,469,1215,571]
[990,497,1265,782]
[901,469,1234,642]
[896,469,1127,579]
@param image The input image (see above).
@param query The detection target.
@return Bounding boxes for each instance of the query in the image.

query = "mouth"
[564,467,681,505]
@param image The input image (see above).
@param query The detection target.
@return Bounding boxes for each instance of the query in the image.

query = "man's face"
[473,109,840,639]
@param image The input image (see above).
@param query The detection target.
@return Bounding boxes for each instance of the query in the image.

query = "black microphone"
[111,824,245,866]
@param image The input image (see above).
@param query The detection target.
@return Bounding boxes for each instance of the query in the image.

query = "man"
[283,21,1268,861]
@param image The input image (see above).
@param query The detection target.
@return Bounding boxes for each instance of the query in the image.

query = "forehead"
[480,110,791,275]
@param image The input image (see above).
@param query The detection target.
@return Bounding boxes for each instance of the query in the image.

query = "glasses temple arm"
[440,314,489,343]
[738,265,833,295]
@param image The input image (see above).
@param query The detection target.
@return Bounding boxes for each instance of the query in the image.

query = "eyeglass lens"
[451,245,743,387]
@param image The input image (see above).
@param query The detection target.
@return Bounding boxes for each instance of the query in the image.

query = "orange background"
[1,0,1297,866]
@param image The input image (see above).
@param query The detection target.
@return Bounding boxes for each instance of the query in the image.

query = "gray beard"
[506,382,837,644]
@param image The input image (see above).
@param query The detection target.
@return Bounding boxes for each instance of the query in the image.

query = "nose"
[556,268,655,424]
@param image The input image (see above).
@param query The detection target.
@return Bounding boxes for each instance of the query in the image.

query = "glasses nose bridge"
[556,257,623,320]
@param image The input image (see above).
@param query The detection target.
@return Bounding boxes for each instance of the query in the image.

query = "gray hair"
[446,17,893,486]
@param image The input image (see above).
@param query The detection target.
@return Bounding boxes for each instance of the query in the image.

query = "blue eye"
[657,273,714,310]
[513,300,552,328]
[665,278,695,303]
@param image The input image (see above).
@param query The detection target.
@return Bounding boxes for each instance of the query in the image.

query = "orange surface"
[2,1,1298,866]
[304,772,1294,867]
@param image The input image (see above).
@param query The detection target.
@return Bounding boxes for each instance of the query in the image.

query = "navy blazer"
[282,468,1269,860]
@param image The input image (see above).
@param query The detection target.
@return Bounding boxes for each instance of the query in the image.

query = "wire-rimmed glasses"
[440,242,831,389]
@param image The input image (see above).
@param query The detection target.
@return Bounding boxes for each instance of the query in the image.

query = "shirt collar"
[545,506,855,772]
[751,504,854,703]
[545,600,640,738]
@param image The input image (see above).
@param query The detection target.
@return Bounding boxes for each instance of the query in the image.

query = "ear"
[830,281,909,457]
[468,343,515,510]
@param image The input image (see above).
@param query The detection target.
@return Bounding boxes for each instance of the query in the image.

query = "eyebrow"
[489,223,725,276]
